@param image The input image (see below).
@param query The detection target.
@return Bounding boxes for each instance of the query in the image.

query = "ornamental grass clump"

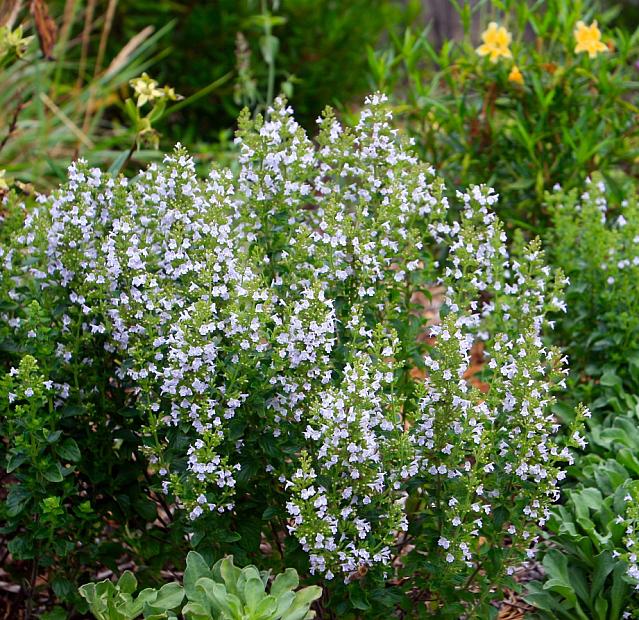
[1,95,583,616]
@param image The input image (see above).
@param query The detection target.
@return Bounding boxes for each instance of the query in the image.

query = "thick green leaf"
[280,586,322,620]
[254,594,278,618]
[181,601,210,620]
[243,577,265,611]
[274,591,296,616]
[78,582,98,606]
[152,582,184,610]
[117,571,138,595]
[184,551,212,599]
[196,578,230,616]
[271,569,299,598]
[219,557,241,597]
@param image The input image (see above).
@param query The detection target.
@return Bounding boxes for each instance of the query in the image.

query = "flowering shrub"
[1,95,583,616]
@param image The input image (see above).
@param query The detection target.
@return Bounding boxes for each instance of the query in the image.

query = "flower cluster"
[287,326,413,579]
[547,177,639,590]
[11,95,443,515]
[404,187,586,589]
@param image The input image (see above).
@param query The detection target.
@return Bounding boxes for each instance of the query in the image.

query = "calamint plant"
[547,175,639,391]
[534,176,639,616]
[2,94,583,616]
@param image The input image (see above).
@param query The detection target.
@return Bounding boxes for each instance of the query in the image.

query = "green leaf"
[181,601,210,620]
[147,100,166,124]
[47,430,63,443]
[42,462,64,482]
[590,551,616,601]
[271,569,299,598]
[349,585,370,611]
[118,571,138,595]
[216,530,242,543]
[78,582,98,606]
[542,550,577,605]
[184,551,212,599]
[600,371,622,387]
[135,587,161,612]
[254,595,278,618]
[281,586,322,620]
[610,563,630,619]
[196,578,230,616]
[274,591,296,616]
[244,577,266,612]
[124,97,139,123]
[6,451,27,472]
[151,582,184,610]
[6,484,31,516]
[133,497,158,521]
[109,150,131,176]
[52,577,74,600]
[593,595,608,620]
[219,557,241,597]
[40,606,68,620]
[57,438,81,462]
[262,506,279,520]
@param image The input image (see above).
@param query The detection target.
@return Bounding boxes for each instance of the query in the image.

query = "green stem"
[261,0,276,114]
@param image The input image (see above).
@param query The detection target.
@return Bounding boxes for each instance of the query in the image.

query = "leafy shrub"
[80,552,322,620]
[1,95,583,617]
[369,0,639,228]
[547,175,639,395]
[0,353,92,617]
[524,392,639,618]
[520,177,639,616]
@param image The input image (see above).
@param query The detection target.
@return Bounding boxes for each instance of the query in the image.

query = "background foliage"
[2,0,639,618]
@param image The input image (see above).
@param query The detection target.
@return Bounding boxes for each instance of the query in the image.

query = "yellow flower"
[0,26,33,59]
[129,73,164,107]
[574,20,608,58]
[508,64,524,85]
[477,22,513,63]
